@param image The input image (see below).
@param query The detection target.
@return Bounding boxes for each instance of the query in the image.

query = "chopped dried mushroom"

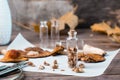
[68,47,77,68]
[39,65,45,70]
[79,63,85,68]
[53,60,58,64]
[44,61,50,66]
[51,45,65,56]
[52,64,58,69]
[27,62,35,67]
[72,67,84,73]
[61,69,65,71]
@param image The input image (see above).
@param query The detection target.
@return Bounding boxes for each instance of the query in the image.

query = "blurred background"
[8,0,120,30]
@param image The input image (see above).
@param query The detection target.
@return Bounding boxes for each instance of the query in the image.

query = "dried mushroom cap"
[80,54,105,63]
[51,45,65,55]
[4,50,21,59]
[24,50,52,58]
[0,49,28,63]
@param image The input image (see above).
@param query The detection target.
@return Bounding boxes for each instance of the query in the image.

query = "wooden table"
[0,29,120,80]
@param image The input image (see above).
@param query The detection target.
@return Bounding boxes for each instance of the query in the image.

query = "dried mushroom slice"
[81,54,105,63]
[24,50,52,58]
[0,49,28,63]
[25,47,44,53]
[51,45,65,55]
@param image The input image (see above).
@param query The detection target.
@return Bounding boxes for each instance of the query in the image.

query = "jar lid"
[68,30,77,37]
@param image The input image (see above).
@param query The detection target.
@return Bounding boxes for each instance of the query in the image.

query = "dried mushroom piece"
[72,67,84,73]
[79,63,85,68]
[24,47,53,58]
[0,49,28,63]
[39,65,45,70]
[52,64,58,69]
[27,61,35,67]
[68,47,77,68]
[51,45,65,56]
[79,54,105,63]
[44,61,50,66]
[53,60,58,64]
[52,60,59,69]
[25,47,44,53]
[24,50,52,58]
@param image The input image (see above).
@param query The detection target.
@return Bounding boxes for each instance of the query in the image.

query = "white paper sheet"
[0,33,120,77]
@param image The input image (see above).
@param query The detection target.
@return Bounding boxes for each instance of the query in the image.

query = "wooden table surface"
[0,29,120,80]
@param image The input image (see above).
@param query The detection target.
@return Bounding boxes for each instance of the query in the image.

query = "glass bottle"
[0,0,12,45]
[39,21,48,49]
[66,30,78,68]
[50,20,60,48]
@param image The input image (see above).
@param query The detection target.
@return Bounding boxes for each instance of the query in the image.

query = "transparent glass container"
[50,20,60,48]
[39,21,48,49]
[66,30,78,68]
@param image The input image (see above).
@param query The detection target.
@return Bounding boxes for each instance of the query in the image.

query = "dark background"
[72,0,120,28]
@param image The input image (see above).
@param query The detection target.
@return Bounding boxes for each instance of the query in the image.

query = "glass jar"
[66,30,78,68]
[50,20,60,48]
[39,21,48,49]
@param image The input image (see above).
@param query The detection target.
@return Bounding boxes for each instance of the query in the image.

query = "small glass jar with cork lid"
[66,30,78,68]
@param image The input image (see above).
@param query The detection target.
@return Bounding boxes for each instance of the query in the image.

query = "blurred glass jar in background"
[39,21,48,49]
[50,20,60,49]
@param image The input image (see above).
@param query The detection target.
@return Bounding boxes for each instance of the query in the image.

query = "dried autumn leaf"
[110,35,120,43]
[58,5,79,30]
[91,21,111,33]
[106,25,120,36]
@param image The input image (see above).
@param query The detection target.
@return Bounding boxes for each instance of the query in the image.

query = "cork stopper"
[68,30,77,38]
